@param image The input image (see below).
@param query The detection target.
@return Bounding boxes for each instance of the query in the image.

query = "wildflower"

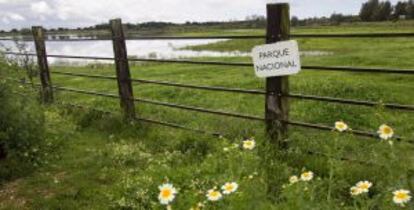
[158,183,177,205]
[242,139,256,150]
[377,124,394,140]
[335,121,348,132]
[223,147,229,152]
[393,189,411,207]
[289,175,299,184]
[221,182,238,194]
[350,186,363,196]
[206,189,222,201]
[356,181,373,193]
[300,171,314,181]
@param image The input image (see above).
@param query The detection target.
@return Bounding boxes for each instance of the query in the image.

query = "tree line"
[291,0,414,26]
[360,0,414,21]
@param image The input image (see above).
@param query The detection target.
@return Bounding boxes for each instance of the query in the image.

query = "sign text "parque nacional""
[251,40,301,78]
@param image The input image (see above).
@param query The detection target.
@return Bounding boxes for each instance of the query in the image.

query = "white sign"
[251,40,301,78]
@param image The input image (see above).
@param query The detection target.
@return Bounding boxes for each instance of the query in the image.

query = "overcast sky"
[0,0,402,30]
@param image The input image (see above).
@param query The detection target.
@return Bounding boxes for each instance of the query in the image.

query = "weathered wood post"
[265,3,290,149]
[110,18,135,119]
[32,26,53,103]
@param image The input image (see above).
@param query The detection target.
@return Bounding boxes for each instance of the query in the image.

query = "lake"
[0,38,332,66]
[0,39,249,65]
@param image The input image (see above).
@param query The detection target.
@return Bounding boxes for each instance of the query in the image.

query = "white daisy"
[289,175,299,184]
[242,139,256,150]
[393,189,412,206]
[335,121,348,132]
[221,182,238,194]
[158,183,177,205]
[355,181,373,193]
[377,124,394,140]
[300,171,314,181]
[350,186,363,196]
[206,189,222,201]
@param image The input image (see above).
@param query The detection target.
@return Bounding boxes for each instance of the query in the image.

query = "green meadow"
[0,21,413,209]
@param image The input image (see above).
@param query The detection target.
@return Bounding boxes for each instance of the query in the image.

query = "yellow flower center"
[338,124,344,129]
[383,127,392,134]
[210,191,219,197]
[396,192,408,200]
[359,184,369,190]
[225,185,234,192]
[161,189,172,198]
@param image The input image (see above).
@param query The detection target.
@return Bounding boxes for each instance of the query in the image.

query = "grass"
[1,21,414,209]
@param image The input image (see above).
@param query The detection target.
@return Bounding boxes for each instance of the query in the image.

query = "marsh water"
[0,36,332,65]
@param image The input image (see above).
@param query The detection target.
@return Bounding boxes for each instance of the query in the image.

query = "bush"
[0,77,46,180]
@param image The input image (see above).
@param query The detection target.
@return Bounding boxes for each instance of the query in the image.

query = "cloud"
[1,12,25,24]
[31,1,53,15]
[0,0,404,30]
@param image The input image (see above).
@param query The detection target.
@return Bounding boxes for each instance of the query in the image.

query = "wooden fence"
[2,3,414,152]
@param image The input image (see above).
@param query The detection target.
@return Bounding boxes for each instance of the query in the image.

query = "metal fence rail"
[52,85,265,121]
[286,93,414,111]
[4,52,414,75]
[44,84,411,143]
[49,70,414,111]
[55,102,414,173]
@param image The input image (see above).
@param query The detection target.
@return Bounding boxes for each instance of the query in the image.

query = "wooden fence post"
[32,26,53,103]
[265,3,290,149]
[110,18,135,119]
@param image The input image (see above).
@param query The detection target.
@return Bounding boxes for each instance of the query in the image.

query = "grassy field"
[1,21,414,209]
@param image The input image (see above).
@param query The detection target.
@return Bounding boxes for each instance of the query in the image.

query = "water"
[0,38,332,66]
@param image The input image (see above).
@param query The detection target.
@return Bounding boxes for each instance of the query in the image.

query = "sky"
[0,0,402,30]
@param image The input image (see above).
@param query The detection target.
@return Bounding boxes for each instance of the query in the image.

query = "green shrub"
[0,77,46,180]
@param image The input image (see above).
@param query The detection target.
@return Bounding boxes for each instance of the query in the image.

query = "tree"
[330,13,345,25]
[373,1,392,21]
[291,16,299,27]
[407,0,414,19]
[393,1,408,20]
[360,0,380,21]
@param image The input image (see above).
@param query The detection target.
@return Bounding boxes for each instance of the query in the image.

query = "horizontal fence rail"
[53,101,414,172]
[4,52,414,75]
[26,82,408,144]
[284,120,410,143]
[51,70,267,95]
[286,93,414,111]
[50,70,414,111]
[51,85,264,121]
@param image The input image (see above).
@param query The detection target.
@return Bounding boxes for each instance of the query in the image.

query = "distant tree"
[372,1,392,21]
[291,16,299,26]
[393,1,408,19]
[10,28,18,33]
[360,0,380,21]
[330,13,345,25]
[407,0,414,19]
[20,28,32,35]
